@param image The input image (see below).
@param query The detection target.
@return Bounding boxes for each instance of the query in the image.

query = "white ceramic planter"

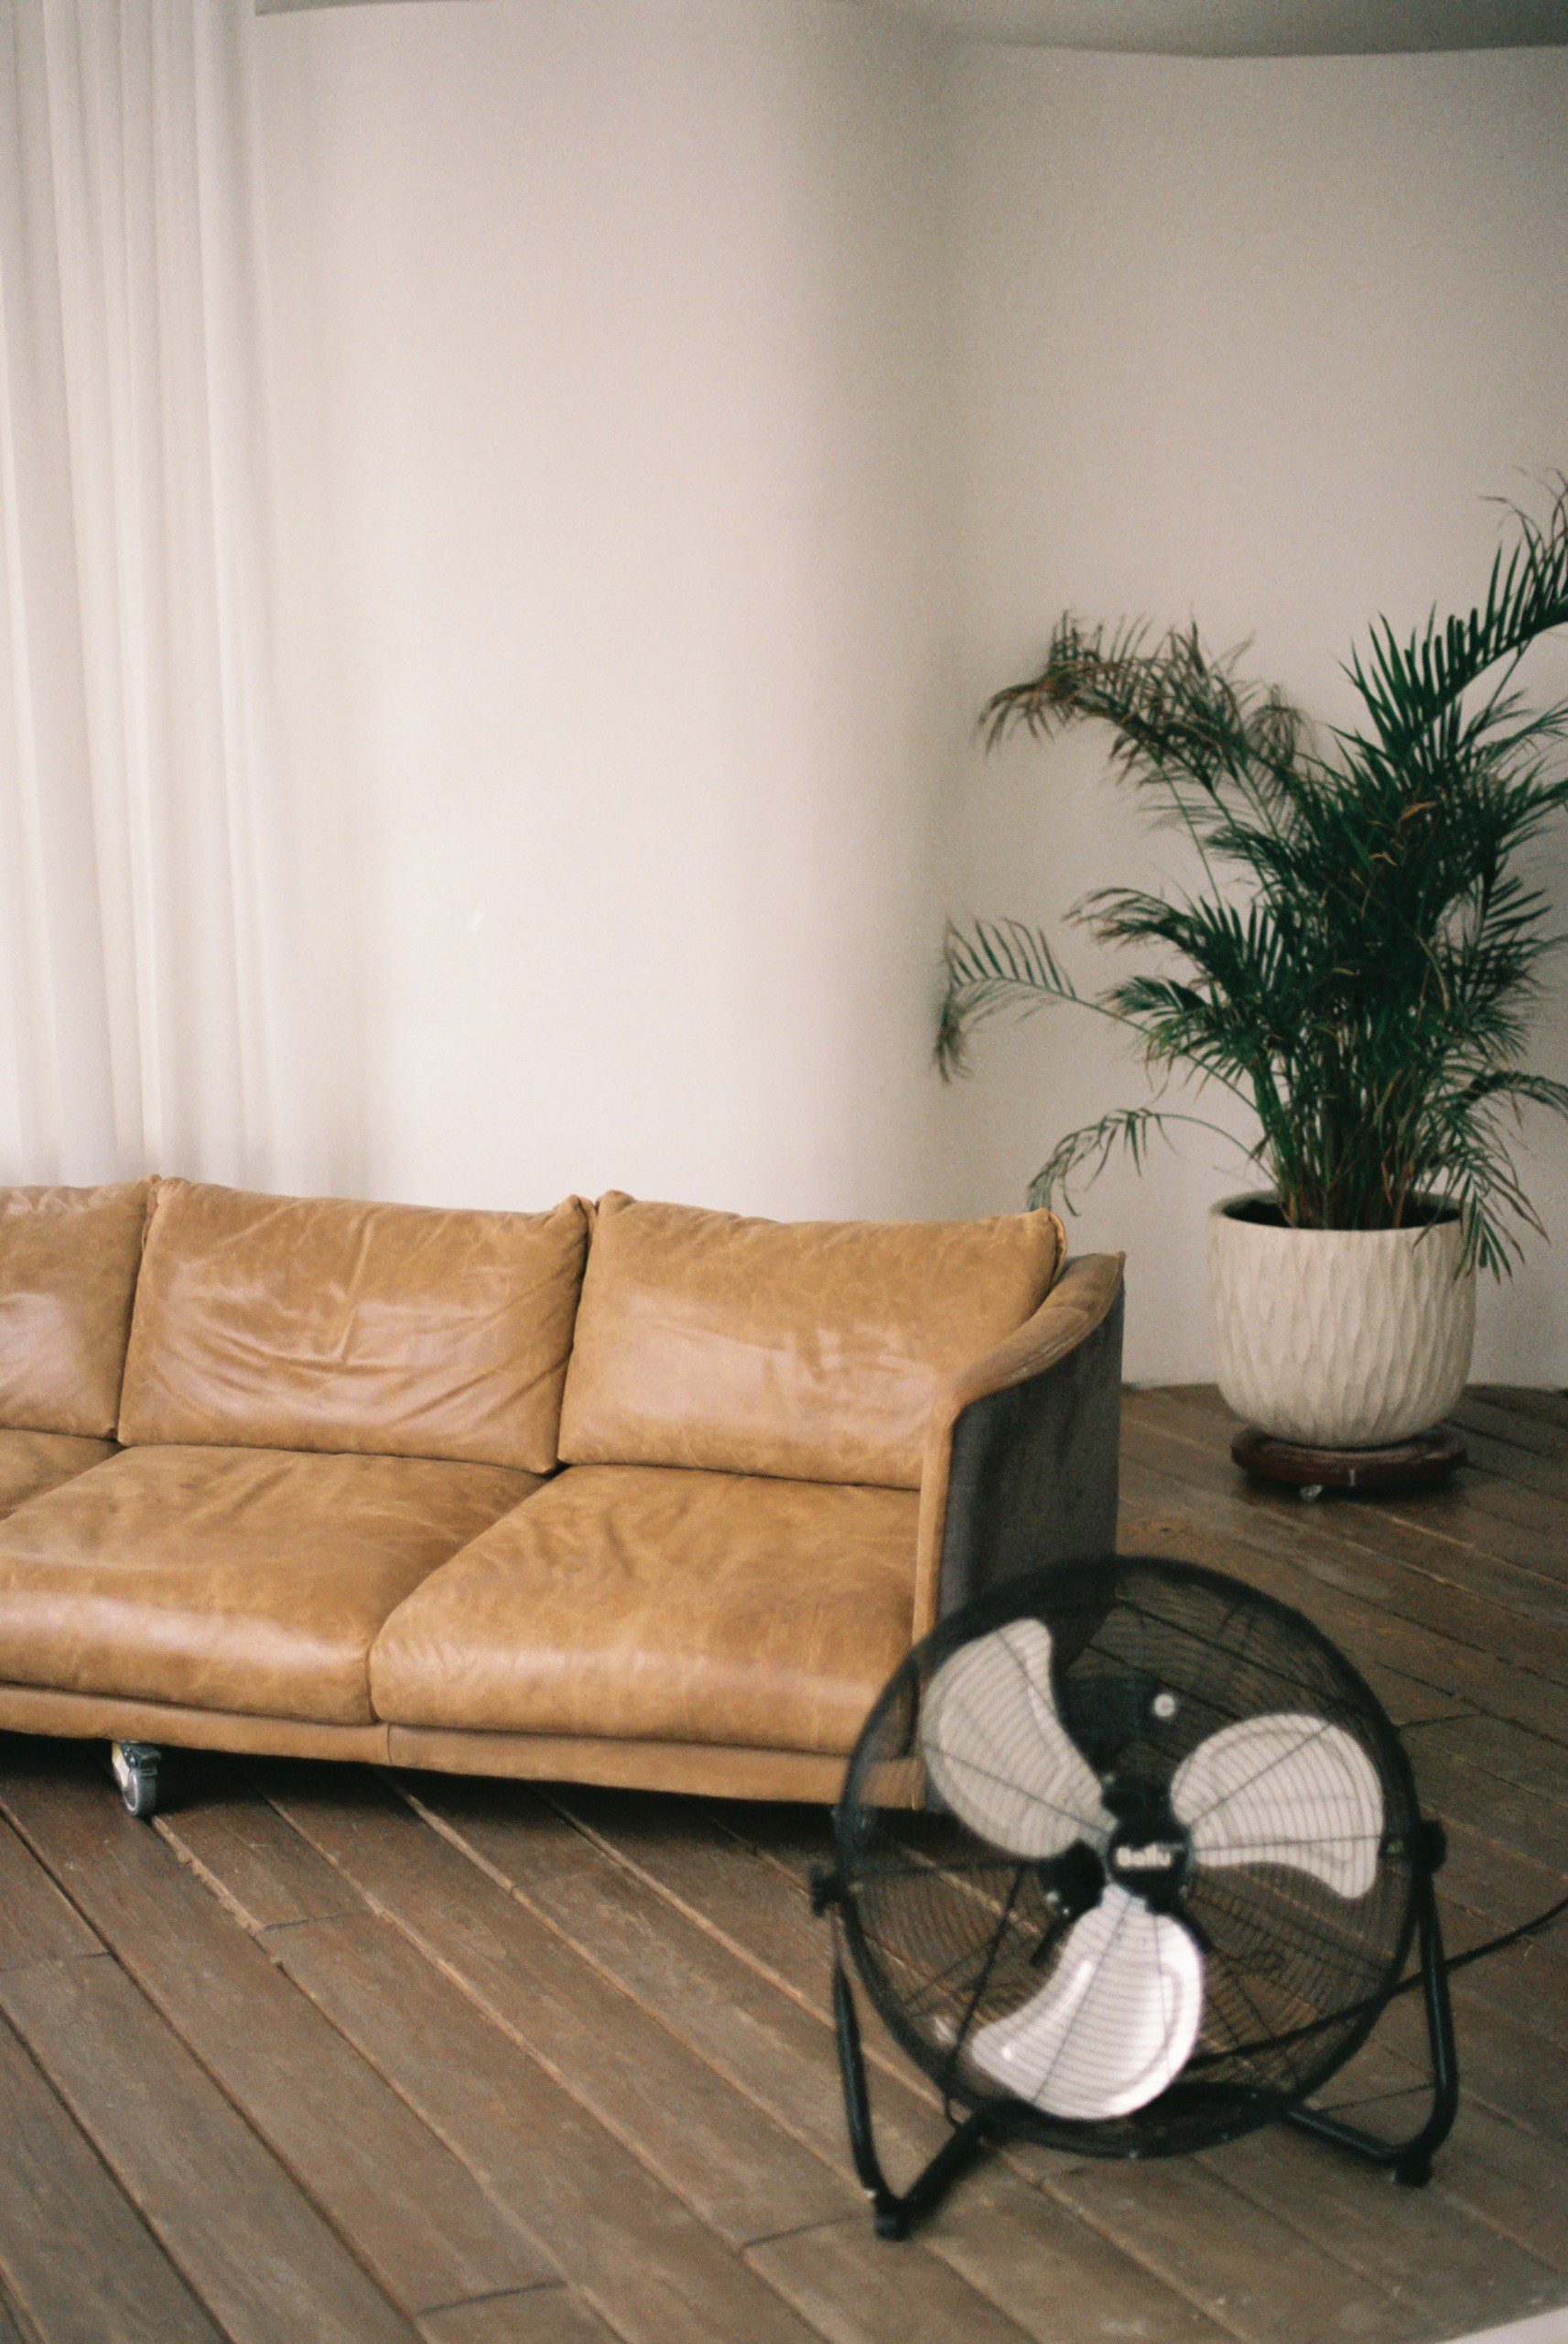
[1208,1195,1475,1449]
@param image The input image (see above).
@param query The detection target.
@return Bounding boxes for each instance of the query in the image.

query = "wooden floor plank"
[1474,1386,1568,1434]
[421,1772,1490,2344]
[158,1755,369,1931]
[405,1775,1232,2344]
[1303,2030,1568,2277]
[1405,1709,1568,1805]
[530,1778,1568,2343]
[1377,1489,1568,1594]
[1377,1980,1568,2153]
[1125,1392,1568,1677]
[1152,1393,1568,1633]
[262,1905,830,2344]
[1457,1390,1568,1466]
[1398,1452,1568,1563]
[0,1385,1560,2344]
[1446,1414,1568,1504]
[0,1753,552,2320]
[270,1774,1071,2344]
[0,2008,222,2344]
[1439,1818,1568,1964]
[0,1951,417,2344]
[1049,2154,1411,2344]
[418,2285,622,2344]
[1153,1384,1568,1587]
[555,1781,1565,2278]
[743,2213,1192,2344]
[0,1805,101,1974]
[1408,1731,1568,1872]
[1205,2111,1562,2335]
[1120,1451,1568,1744]
[271,1769,849,2251]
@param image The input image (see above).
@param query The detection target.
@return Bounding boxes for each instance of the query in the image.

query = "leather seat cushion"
[0,1183,149,1438]
[118,1180,590,1473]
[371,1463,919,1755]
[0,1430,117,1523]
[0,1444,537,1725]
[558,1192,1065,1488]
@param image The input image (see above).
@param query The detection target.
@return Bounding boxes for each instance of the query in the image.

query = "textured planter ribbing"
[1208,1195,1476,1449]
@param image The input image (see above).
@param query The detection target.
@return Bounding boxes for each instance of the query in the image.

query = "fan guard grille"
[837,1557,1421,2159]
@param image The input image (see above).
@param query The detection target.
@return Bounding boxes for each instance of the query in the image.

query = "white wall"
[942,45,1568,1379]
[252,8,1568,1381]
[253,0,956,1220]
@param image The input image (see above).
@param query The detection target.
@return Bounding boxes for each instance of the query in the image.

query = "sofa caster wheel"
[111,1742,161,1820]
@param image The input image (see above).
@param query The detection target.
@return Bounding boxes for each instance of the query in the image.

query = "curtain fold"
[0,0,317,1189]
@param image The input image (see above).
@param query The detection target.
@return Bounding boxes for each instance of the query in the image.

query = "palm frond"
[1346,481,1568,763]
[937,917,1096,1078]
[940,483,1568,1268]
[1025,1108,1253,1214]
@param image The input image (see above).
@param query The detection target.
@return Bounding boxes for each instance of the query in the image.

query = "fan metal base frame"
[1282,1850,1458,2188]
[813,1827,1459,2241]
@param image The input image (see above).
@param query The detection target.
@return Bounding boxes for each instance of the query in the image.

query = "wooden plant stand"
[1232,1424,1465,1499]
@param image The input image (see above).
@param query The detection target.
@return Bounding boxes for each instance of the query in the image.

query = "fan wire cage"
[816,1556,1457,2238]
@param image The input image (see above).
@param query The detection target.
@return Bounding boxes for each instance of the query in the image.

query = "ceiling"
[861,0,1568,49]
[255,0,1568,48]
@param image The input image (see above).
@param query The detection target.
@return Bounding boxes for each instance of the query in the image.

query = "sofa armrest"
[911,1253,1125,1637]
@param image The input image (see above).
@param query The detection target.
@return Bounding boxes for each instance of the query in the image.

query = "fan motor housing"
[1104,1800,1192,1910]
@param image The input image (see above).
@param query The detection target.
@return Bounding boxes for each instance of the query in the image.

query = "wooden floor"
[0,1387,1564,2344]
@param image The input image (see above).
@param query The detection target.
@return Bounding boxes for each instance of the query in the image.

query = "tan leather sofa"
[0,1177,1123,1808]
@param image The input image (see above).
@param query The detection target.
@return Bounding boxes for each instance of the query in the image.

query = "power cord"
[1395,1885,1568,1994]
[1182,1829,1567,2075]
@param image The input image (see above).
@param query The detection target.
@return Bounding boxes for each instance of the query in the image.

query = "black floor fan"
[812,1554,1458,2240]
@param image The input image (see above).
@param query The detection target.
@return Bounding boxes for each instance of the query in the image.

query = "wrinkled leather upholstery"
[0,1183,149,1437]
[0,1430,117,1524]
[371,1462,919,1755]
[558,1192,1065,1487]
[0,1167,1122,1805]
[0,1682,390,1763]
[119,1181,590,1472]
[384,1724,849,1802]
[0,1445,535,1724]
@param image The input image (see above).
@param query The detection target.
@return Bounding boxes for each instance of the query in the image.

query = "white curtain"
[0,0,316,1189]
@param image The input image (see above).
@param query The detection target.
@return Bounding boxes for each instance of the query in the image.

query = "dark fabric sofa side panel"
[935,1286,1124,1618]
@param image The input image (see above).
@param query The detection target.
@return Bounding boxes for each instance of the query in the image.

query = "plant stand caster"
[111,1742,161,1820]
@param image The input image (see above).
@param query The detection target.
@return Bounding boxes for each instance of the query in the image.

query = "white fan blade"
[1171,1716,1384,1899]
[968,1884,1204,2119]
[922,1619,1113,1860]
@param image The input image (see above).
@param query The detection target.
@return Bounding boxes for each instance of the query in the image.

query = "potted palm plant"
[940,487,1568,1486]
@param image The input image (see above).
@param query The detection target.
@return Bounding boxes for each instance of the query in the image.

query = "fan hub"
[1034,1839,1106,1938]
[1105,1796,1192,1910]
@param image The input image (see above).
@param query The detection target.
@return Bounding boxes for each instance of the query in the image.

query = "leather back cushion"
[0,1184,150,1438]
[557,1193,1065,1488]
[119,1180,591,1472]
